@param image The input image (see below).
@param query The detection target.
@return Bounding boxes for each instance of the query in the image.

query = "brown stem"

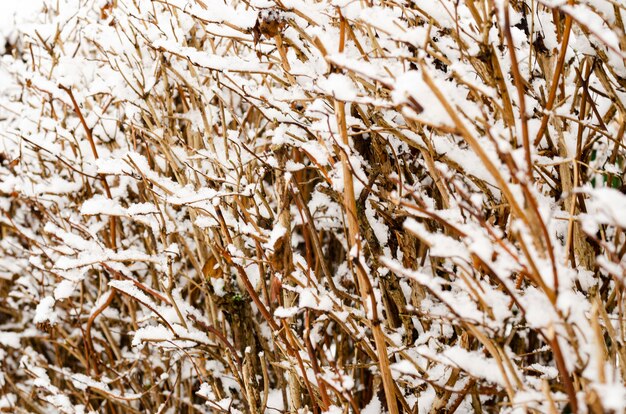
[503,2,532,178]
[549,333,578,413]
[335,98,399,414]
[84,289,116,375]
[305,310,331,410]
[59,84,117,250]
[534,4,574,146]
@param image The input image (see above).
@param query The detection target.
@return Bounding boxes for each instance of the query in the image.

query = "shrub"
[1,0,625,412]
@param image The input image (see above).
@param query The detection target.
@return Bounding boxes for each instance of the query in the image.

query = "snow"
[265,389,285,413]
[34,296,57,325]
[0,393,17,410]
[362,394,382,414]
[0,332,21,348]
[0,1,43,47]
[592,383,626,412]
[70,374,111,392]
[584,187,626,229]
[390,359,420,378]
[1,0,626,412]
[81,196,126,216]
[392,71,454,128]
[132,325,174,347]
[109,280,157,311]
[274,306,298,318]
[298,287,333,311]
[318,73,358,101]
[54,280,77,301]
[365,202,388,245]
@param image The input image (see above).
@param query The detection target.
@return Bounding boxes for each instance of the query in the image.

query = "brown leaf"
[252,9,286,45]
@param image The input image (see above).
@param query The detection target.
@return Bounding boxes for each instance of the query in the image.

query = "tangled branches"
[1,0,626,412]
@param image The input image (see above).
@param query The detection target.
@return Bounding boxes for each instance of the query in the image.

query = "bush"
[1,0,625,412]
